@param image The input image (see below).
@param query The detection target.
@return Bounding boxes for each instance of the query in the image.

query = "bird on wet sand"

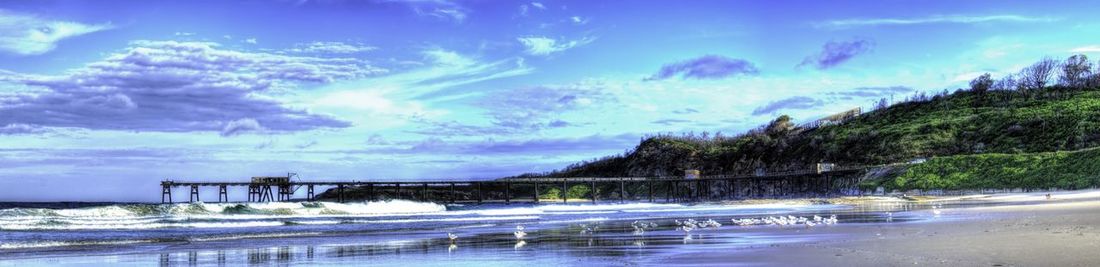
[514,225,527,239]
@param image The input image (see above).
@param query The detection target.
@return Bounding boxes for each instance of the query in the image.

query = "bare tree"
[992,74,1016,91]
[1019,57,1059,90]
[1093,60,1100,88]
[1059,54,1092,88]
[873,97,888,111]
[969,73,993,93]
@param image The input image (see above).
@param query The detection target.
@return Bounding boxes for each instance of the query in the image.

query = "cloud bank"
[646,55,759,80]
[517,36,595,56]
[752,96,824,116]
[0,41,386,135]
[818,15,1058,29]
[798,39,873,70]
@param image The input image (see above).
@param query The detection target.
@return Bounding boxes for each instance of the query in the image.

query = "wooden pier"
[159,166,868,204]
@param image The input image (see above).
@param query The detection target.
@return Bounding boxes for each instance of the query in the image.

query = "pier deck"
[160,166,869,204]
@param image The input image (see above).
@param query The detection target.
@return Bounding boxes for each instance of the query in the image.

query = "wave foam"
[0,200,447,230]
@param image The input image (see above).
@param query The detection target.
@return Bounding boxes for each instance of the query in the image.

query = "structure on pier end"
[162,173,300,203]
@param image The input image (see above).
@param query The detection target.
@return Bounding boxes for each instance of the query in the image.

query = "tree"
[992,74,1016,91]
[873,97,889,111]
[1019,58,1058,90]
[969,73,993,93]
[1093,60,1100,88]
[1059,54,1092,88]
[765,115,794,136]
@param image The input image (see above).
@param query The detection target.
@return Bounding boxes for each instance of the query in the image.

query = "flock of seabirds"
[442,205,947,250]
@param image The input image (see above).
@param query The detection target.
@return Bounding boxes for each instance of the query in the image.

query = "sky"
[2,0,1099,201]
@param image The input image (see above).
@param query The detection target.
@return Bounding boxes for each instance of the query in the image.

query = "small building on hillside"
[799,107,862,129]
[684,169,701,179]
[815,163,836,174]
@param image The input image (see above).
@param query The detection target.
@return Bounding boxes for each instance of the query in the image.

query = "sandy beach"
[4,191,1100,266]
[664,192,1100,266]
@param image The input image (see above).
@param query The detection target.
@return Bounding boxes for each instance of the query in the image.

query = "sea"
[0,198,964,266]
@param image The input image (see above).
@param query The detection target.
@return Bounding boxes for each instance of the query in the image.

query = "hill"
[520,56,1100,188]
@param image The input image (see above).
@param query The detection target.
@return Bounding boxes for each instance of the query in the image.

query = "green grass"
[880,148,1100,191]
[521,86,1100,180]
[537,185,591,199]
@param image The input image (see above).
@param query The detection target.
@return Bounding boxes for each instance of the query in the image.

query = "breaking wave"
[0,200,446,230]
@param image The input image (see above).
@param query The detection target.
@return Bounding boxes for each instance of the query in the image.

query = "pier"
[160,165,870,204]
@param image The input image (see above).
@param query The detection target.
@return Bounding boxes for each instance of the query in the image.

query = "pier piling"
[590,180,597,203]
[161,184,172,203]
[562,181,567,203]
[219,185,228,202]
[189,185,200,203]
[476,182,483,204]
[619,180,626,203]
[449,183,456,203]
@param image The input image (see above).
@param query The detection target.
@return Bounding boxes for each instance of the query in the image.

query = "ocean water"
[0,199,926,266]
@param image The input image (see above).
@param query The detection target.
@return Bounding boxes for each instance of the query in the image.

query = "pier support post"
[395,183,401,200]
[219,185,228,203]
[647,180,653,202]
[449,183,456,203]
[665,181,672,202]
[189,185,200,203]
[476,182,483,204]
[161,184,172,203]
[562,180,568,203]
[619,180,626,203]
[261,186,274,202]
[421,183,428,201]
[696,180,703,201]
[590,180,597,203]
[278,185,290,201]
[338,185,345,203]
[533,181,540,203]
[307,185,315,201]
[505,182,511,204]
[368,183,375,201]
[727,179,734,200]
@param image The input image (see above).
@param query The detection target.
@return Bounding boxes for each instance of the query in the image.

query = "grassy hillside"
[520,86,1100,178]
[869,148,1100,191]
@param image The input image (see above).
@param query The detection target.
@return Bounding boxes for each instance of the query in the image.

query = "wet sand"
[664,193,1100,266]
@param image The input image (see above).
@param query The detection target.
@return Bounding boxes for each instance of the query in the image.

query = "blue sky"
[2,0,1099,201]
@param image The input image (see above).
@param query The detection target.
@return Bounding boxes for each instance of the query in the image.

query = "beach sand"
[664,193,1100,266]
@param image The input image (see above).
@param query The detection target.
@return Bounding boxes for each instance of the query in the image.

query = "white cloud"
[0,9,112,55]
[517,36,595,56]
[570,16,589,25]
[819,15,1058,29]
[289,41,376,54]
[1070,45,1100,53]
[0,40,386,135]
[428,8,466,22]
[220,118,265,137]
[530,2,545,10]
[245,38,258,44]
[422,48,475,67]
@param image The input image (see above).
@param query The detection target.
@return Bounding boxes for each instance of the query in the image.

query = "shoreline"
[3,190,1099,266]
[662,190,1100,266]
